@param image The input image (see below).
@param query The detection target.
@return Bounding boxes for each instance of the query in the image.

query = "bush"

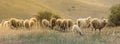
[109,4,120,26]
[36,11,61,22]
[52,14,61,19]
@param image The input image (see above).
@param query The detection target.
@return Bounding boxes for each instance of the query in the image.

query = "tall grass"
[0,26,120,44]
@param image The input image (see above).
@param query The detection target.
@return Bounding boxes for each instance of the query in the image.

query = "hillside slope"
[38,0,120,19]
[0,0,52,20]
[0,0,120,20]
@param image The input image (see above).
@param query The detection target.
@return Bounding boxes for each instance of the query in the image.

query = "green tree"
[109,4,120,26]
[36,11,61,23]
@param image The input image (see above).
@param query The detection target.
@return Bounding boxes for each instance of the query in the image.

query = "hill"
[0,0,120,20]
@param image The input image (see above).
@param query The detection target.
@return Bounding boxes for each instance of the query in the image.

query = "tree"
[109,4,120,26]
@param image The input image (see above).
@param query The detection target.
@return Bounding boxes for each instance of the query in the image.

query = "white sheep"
[103,19,115,27]
[2,21,10,28]
[72,24,83,35]
[77,17,92,28]
[41,19,50,28]
[30,17,38,22]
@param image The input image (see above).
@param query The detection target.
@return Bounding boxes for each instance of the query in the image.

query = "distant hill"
[0,0,120,20]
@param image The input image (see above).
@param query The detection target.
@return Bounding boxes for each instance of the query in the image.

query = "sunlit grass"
[0,26,120,44]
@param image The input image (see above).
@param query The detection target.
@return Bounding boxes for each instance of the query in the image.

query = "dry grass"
[0,0,120,44]
[0,25,120,44]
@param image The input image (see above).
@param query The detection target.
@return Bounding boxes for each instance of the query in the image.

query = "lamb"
[72,24,83,35]
[41,19,50,28]
[90,18,107,32]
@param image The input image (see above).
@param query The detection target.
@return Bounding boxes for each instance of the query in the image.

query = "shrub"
[109,4,120,26]
[36,11,61,23]
[52,15,61,19]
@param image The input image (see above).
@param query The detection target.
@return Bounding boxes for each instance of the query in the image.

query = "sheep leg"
[95,29,97,32]
[91,28,94,31]
[99,29,102,33]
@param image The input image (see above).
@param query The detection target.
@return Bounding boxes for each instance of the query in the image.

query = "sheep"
[50,18,57,29]
[23,19,30,29]
[67,19,73,30]
[17,19,24,28]
[61,19,68,32]
[30,17,38,22]
[41,19,50,28]
[77,17,92,28]
[55,19,63,30]
[2,21,11,28]
[72,24,83,35]
[8,18,20,29]
[90,18,107,32]
[103,19,115,27]
[29,20,37,29]
[0,20,6,27]
[56,19,62,26]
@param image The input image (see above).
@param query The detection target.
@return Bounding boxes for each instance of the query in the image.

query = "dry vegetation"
[0,25,120,44]
[0,0,120,44]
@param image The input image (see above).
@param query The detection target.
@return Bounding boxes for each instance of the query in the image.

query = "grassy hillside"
[37,0,120,19]
[0,0,52,20]
[0,0,120,44]
[0,0,120,20]
[0,26,120,44]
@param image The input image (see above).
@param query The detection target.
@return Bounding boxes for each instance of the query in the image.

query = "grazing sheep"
[24,19,30,29]
[29,17,38,29]
[9,18,19,29]
[18,19,24,28]
[56,19,62,26]
[67,19,73,30]
[103,19,115,27]
[0,20,6,27]
[2,21,10,28]
[77,17,92,28]
[55,19,63,30]
[72,24,83,35]
[90,18,107,32]
[30,17,38,22]
[61,19,68,32]
[50,18,57,29]
[41,19,50,28]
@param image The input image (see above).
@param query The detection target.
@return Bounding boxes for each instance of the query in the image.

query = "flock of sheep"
[0,16,114,35]
[41,17,114,35]
[0,17,38,29]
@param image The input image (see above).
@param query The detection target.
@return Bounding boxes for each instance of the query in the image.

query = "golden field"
[0,0,120,44]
